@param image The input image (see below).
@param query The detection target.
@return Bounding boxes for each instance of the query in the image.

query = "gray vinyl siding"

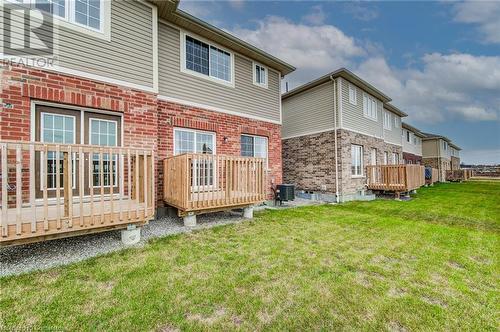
[282,82,335,139]
[158,23,281,123]
[383,109,402,146]
[402,129,422,156]
[3,0,154,88]
[340,79,383,138]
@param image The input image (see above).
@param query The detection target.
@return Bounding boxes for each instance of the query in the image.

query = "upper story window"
[394,116,399,128]
[406,131,411,143]
[383,111,392,130]
[183,34,233,86]
[348,84,357,105]
[443,141,448,150]
[413,136,417,145]
[253,63,267,88]
[29,0,103,31]
[362,93,377,121]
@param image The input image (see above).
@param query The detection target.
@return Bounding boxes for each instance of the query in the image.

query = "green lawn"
[1,181,499,331]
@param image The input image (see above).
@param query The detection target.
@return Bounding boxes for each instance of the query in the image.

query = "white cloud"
[230,16,365,90]
[302,5,327,26]
[449,106,498,121]
[452,1,500,44]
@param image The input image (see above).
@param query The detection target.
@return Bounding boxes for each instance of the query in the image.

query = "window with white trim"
[384,151,389,165]
[406,131,411,143]
[30,0,103,31]
[392,152,399,165]
[351,144,363,176]
[254,63,267,87]
[383,111,392,130]
[185,35,232,83]
[241,135,268,166]
[90,118,117,187]
[41,113,76,189]
[363,94,377,120]
[443,141,448,150]
[348,83,357,105]
[394,116,399,128]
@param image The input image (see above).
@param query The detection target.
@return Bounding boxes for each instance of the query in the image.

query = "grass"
[1,181,499,331]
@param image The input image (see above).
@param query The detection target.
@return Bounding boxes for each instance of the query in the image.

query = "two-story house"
[281,68,407,202]
[0,0,295,245]
[449,143,462,170]
[421,133,453,181]
[402,122,425,164]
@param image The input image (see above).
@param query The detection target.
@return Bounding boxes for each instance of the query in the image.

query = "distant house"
[281,68,407,202]
[402,122,425,164]
[449,143,462,170]
[422,133,453,181]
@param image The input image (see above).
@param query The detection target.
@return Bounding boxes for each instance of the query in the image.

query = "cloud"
[302,5,327,25]
[343,2,379,21]
[461,149,500,165]
[355,53,500,124]
[452,1,500,44]
[230,16,366,89]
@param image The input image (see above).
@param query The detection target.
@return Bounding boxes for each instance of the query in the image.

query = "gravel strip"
[0,211,245,277]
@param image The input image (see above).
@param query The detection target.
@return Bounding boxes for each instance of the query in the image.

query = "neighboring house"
[422,133,452,181]
[402,122,425,164]
[449,143,462,170]
[0,0,295,245]
[281,68,407,202]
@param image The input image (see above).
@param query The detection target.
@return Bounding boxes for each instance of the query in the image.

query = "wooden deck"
[366,165,425,193]
[0,140,155,246]
[446,169,474,182]
[164,153,266,216]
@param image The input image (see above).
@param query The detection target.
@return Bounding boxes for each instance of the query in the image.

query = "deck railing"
[0,140,154,246]
[446,169,474,182]
[164,153,266,215]
[366,164,425,192]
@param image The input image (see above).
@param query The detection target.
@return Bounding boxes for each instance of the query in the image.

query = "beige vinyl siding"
[402,129,422,156]
[3,1,154,88]
[158,23,281,123]
[282,82,335,139]
[422,139,440,158]
[383,109,403,146]
[340,79,383,138]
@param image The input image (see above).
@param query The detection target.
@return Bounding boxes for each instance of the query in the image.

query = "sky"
[179,0,500,165]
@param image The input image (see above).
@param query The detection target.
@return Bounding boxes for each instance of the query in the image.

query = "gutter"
[331,74,340,203]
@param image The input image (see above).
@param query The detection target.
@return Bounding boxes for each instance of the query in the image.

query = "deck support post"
[243,206,254,219]
[183,213,196,227]
[121,225,141,245]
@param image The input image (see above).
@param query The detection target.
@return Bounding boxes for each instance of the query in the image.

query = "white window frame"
[392,152,399,165]
[89,118,119,188]
[394,116,399,128]
[17,0,111,40]
[384,151,389,165]
[40,112,77,191]
[348,83,357,105]
[362,93,378,121]
[240,134,269,168]
[252,62,268,88]
[383,111,392,130]
[351,144,364,177]
[180,31,235,88]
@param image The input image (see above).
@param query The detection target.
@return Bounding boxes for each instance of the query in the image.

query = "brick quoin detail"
[1,64,282,208]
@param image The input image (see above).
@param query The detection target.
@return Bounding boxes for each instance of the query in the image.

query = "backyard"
[1,181,498,331]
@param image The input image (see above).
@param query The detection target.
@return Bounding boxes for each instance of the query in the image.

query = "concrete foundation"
[121,226,141,245]
[183,214,197,227]
[243,206,254,219]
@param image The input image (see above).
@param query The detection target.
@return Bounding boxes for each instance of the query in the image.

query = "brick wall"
[1,64,282,210]
[157,99,282,201]
[281,128,403,199]
[403,152,423,164]
[422,157,451,181]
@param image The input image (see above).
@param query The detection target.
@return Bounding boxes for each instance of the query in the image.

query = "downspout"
[331,75,340,203]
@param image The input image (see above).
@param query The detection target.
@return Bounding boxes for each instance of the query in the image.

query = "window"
[351,144,363,176]
[383,111,392,130]
[384,151,389,165]
[363,94,377,120]
[32,0,103,31]
[406,131,411,143]
[41,113,75,189]
[443,141,448,150]
[394,116,399,128]
[241,135,268,166]
[90,119,117,187]
[413,136,417,145]
[35,0,66,18]
[392,152,399,165]
[253,63,267,87]
[184,34,232,84]
[349,84,357,105]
